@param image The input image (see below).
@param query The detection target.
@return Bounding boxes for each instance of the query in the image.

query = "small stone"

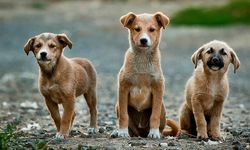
[106,126,114,131]
[99,127,105,133]
[128,140,147,146]
[168,142,176,146]
[159,143,168,147]
[110,130,118,138]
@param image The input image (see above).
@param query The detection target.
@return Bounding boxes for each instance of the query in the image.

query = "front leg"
[117,84,129,137]
[45,98,61,132]
[208,100,224,140]
[56,97,75,139]
[148,82,163,139]
[192,96,208,140]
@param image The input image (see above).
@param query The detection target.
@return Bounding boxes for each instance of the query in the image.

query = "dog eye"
[134,27,141,32]
[207,48,214,54]
[149,28,155,32]
[49,44,56,48]
[220,48,227,55]
[34,44,41,49]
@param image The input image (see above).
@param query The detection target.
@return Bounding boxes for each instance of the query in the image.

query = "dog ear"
[120,12,136,28]
[191,46,205,68]
[57,33,73,49]
[230,49,240,73]
[154,12,169,29]
[24,37,36,55]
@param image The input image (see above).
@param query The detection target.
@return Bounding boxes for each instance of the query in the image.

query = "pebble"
[159,143,168,147]
[128,140,147,146]
[168,141,177,146]
[99,127,105,133]
[106,126,115,131]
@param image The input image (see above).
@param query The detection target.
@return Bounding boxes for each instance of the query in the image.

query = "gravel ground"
[0,0,249,149]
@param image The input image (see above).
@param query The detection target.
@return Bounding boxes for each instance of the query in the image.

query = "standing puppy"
[115,12,179,138]
[24,33,97,139]
[179,40,240,140]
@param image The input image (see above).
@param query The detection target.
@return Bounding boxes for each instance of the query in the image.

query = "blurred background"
[0,0,249,149]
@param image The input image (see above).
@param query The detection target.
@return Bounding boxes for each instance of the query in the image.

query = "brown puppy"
[24,33,97,139]
[179,40,240,140]
[114,12,179,138]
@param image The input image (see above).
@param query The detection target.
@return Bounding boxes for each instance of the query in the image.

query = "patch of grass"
[31,2,48,10]
[0,120,19,150]
[171,0,250,26]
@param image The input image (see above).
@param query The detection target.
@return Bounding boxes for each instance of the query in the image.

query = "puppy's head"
[192,40,240,73]
[24,33,72,68]
[120,12,169,51]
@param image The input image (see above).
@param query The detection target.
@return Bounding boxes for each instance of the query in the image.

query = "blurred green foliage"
[171,0,250,26]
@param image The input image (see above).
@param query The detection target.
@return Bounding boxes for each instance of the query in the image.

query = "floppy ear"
[191,45,205,68]
[57,33,73,49]
[24,37,36,55]
[120,12,136,28]
[230,49,240,73]
[154,12,170,29]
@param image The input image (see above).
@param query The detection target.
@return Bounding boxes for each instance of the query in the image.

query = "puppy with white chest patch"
[114,12,180,138]
[179,40,240,140]
[24,33,97,139]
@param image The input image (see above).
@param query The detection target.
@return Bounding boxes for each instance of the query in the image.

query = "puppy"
[179,40,240,140]
[114,12,179,138]
[24,33,97,139]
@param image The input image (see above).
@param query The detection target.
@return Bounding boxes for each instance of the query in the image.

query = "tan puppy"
[179,40,240,140]
[114,12,179,138]
[24,33,97,139]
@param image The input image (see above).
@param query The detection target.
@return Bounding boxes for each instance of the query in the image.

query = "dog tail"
[162,119,180,137]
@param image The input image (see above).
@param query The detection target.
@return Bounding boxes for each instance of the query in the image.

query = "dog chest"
[128,86,152,111]
[40,83,64,103]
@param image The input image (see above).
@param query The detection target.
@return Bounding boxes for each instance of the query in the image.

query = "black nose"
[211,57,219,64]
[40,52,47,59]
[140,38,148,45]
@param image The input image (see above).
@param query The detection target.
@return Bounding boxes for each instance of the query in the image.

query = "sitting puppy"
[24,33,97,139]
[114,12,179,139]
[179,40,240,140]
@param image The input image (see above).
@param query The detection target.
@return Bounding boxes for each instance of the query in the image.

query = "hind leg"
[84,89,97,133]
[179,103,196,136]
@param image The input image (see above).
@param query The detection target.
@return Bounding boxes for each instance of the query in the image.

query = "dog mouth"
[37,58,52,64]
[207,61,224,71]
[138,45,150,49]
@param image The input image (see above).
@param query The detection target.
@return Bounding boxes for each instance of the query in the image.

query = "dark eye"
[207,47,214,54]
[34,44,41,49]
[134,27,141,32]
[149,28,155,32]
[220,48,227,55]
[49,44,56,48]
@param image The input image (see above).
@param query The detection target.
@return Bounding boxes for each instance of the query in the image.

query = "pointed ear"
[154,12,169,29]
[24,37,36,55]
[230,49,240,73]
[191,45,205,68]
[57,33,72,49]
[120,12,136,28]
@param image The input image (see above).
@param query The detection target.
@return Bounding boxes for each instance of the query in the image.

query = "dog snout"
[140,38,148,45]
[211,57,219,64]
[40,52,47,60]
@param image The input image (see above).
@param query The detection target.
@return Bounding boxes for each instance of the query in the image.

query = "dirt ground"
[0,0,249,149]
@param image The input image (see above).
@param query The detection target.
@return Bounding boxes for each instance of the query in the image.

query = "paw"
[117,128,129,138]
[87,127,97,134]
[55,132,66,140]
[197,132,208,140]
[148,128,161,139]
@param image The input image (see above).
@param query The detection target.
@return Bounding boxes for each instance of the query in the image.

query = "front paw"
[209,131,223,141]
[148,128,161,139]
[117,128,129,137]
[55,132,66,140]
[197,132,208,140]
[87,127,97,134]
